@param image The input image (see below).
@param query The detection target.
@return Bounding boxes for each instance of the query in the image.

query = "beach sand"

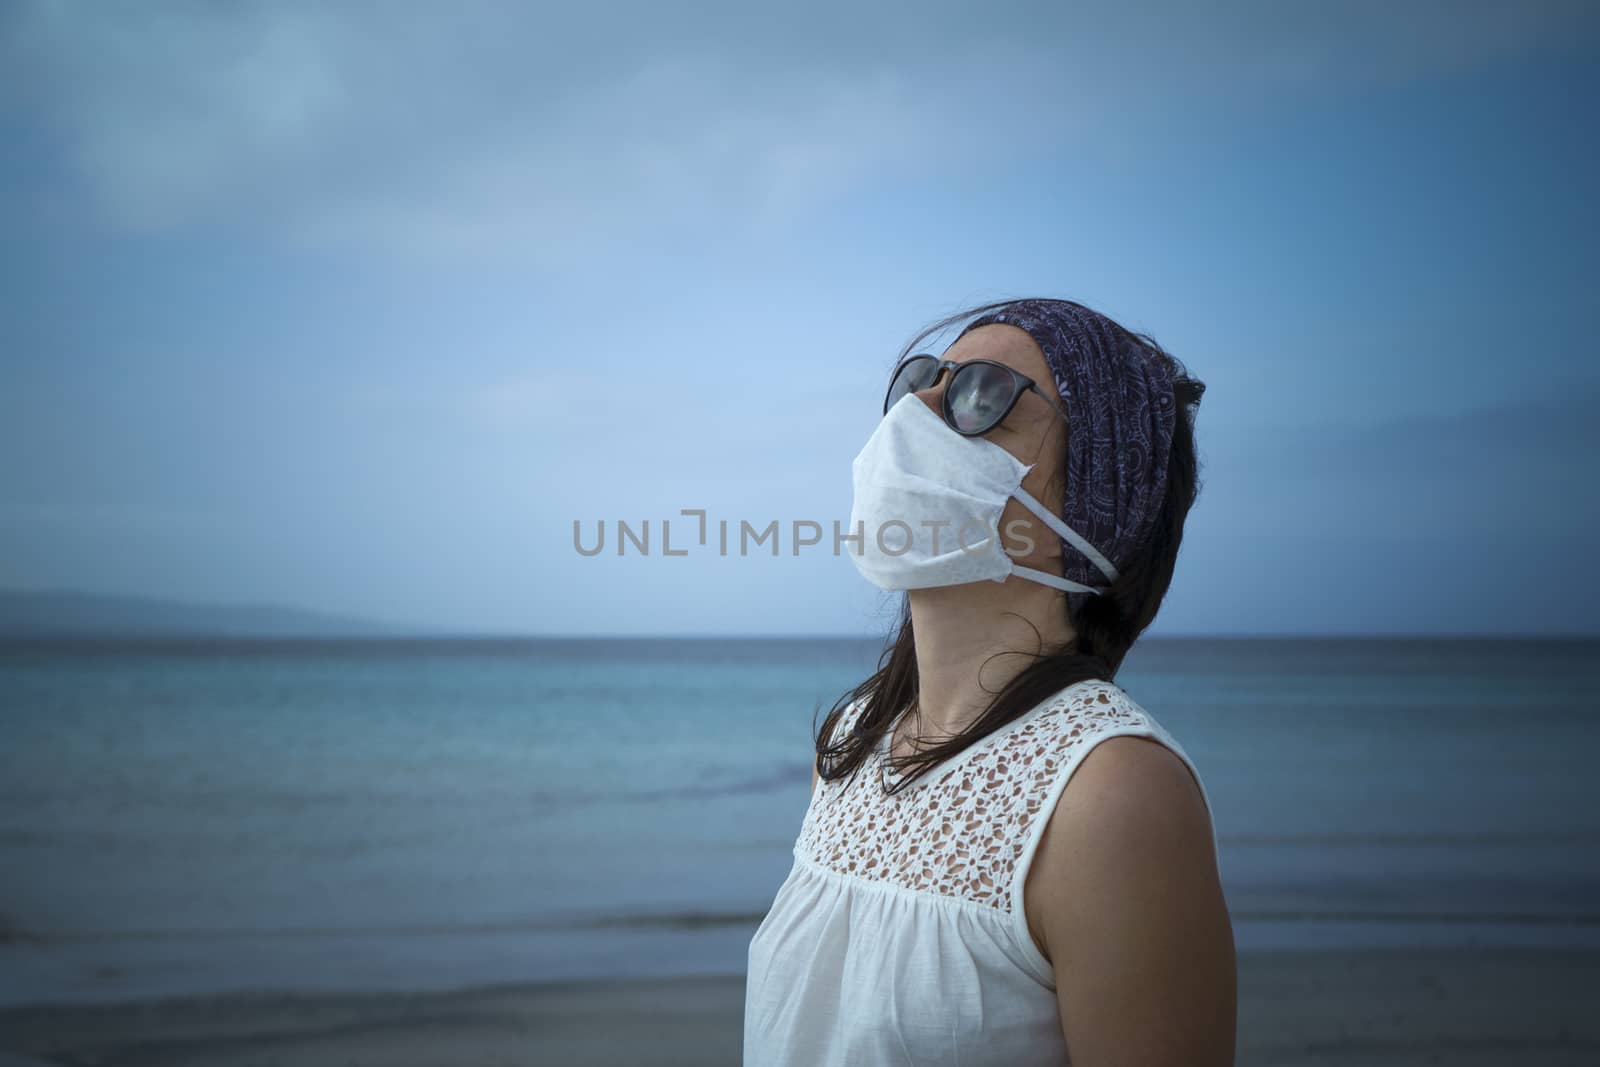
[1,948,1597,1066]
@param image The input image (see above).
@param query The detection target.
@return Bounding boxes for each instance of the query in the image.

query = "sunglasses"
[883,354,1071,437]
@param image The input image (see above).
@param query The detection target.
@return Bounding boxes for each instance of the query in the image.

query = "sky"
[2,0,1597,637]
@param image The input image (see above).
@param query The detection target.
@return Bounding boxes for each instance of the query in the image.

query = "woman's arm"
[1032,736,1236,1065]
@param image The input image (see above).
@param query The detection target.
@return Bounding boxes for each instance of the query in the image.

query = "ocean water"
[0,636,1596,1006]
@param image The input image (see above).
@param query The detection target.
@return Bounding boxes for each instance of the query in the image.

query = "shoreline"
[2,948,1598,1066]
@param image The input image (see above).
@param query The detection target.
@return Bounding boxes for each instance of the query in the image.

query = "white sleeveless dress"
[743,677,1219,1066]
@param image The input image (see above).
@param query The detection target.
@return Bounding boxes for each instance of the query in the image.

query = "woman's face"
[903,323,1069,574]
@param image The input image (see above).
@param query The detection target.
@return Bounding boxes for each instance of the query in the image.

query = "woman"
[744,297,1236,1065]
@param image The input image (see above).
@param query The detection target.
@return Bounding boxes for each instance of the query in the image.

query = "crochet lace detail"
[798,680,1148,913]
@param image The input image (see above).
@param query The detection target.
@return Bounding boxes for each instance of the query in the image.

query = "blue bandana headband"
[956,299,1177,611]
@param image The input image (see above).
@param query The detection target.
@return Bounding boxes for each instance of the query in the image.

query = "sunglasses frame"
[883,354,1071,437]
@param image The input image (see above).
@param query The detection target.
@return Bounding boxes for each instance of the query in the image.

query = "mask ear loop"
[1008,563,1106,595]
[1010,486,1121,584]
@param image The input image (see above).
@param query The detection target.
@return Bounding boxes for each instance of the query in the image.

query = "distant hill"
[0,589,413,638]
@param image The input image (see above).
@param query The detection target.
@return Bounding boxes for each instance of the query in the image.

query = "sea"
[1,636,1597,1007]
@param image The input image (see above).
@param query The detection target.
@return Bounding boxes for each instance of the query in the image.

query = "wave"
[17,905,1600,947]
[1220,831,1600,847]
[9,909,773,944]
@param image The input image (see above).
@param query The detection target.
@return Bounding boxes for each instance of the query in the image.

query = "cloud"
[4,0,1597,267]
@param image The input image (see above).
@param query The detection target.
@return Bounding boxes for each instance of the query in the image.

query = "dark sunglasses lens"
[885,356,939,412]
[947,363,1014,433]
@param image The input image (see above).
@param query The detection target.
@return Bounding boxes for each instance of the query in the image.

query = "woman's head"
[951,298,1202,668]
[819,296,1205,789]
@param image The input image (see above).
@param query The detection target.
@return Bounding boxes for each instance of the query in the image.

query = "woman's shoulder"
[827,693,871,744]
[1032,679,1219,863]
[1023,678,1217,849]
[811,694,871,791]
[1027,677,1154,740]
[1029,725,1223,897]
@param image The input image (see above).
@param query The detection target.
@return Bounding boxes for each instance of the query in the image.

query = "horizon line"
[4,630,1597,642]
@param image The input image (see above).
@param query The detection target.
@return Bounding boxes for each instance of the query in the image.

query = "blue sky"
[2,1,1597,636]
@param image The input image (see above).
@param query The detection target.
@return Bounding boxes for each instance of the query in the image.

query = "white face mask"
[847,394,1120,595]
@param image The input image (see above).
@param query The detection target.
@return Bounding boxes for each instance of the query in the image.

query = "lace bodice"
[796,678,1178,912]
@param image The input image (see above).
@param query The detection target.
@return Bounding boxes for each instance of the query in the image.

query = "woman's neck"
[905,576,1077,739]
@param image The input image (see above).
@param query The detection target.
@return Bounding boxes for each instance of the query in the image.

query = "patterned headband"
[956,299,1178,612]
